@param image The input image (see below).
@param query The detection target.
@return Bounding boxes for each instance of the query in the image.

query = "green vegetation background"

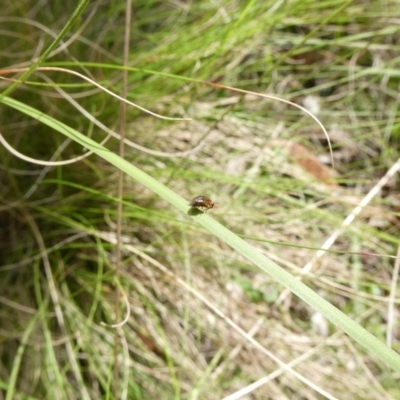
[1,0,400,399]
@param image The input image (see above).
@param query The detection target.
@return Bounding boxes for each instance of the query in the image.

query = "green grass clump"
[1,0,400,399]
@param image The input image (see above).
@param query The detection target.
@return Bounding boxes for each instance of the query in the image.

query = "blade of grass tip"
[3,96,400,373]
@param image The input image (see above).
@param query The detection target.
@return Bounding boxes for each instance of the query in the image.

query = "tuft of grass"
[2,0,400,399]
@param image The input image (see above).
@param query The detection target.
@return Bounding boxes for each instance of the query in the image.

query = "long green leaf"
[3,95,400,372]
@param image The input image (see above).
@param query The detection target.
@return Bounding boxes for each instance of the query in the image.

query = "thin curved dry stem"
[1,68,332,164]
[0,128,107,213]
[0,67,190,121]
[47,83,205,157]
[0,130,104,166]
[207,82,335,169]
[100,283,131,329]
[1,68,208,158]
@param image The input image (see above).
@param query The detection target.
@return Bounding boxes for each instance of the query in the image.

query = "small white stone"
[311,311,329,336]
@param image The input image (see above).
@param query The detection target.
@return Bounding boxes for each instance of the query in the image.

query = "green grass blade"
[3,95,400,373]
